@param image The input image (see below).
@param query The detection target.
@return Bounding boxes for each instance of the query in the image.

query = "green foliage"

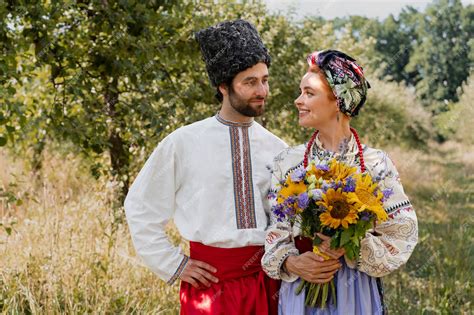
[0,0,470,195]
[0,4,29,147]
[4,0,270,199]
[339,1,473,107]
[406,0,472,108]
[352,78,431,149]
[434,76,474,144]
[371,13,417,83]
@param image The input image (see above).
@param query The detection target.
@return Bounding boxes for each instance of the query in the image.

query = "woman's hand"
[316,232,346,260]
[284,252,342,284]
[179,258,219,289]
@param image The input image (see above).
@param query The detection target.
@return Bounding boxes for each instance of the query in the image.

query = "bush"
[351,78,432,149]
[434,76,474,145]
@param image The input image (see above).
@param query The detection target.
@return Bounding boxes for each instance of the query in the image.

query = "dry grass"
[1,149,181,314]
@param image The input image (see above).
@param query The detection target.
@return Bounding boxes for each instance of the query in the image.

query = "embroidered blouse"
[261,133,418,281]
[124,115,287,285]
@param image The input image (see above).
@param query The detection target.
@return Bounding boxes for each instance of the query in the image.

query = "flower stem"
[331,280,337,305]
[295,279,306,295]
[321,283,328,309]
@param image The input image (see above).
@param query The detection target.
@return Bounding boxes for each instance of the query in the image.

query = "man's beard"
[228,86,266,117]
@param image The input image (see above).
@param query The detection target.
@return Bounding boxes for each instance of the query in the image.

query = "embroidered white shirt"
[124,115,287,284]
[261,134,418,281]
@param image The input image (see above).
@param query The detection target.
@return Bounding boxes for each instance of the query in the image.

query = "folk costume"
[124,20,286,315]
[261,50,418,315]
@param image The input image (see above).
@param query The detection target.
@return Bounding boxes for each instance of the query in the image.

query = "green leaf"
[313,236,323,246]
[91,144,104,154]
[0,136,6,146]
[345,243,354,260]
[340,226,353,246]
[351,236,360,247]
[330,232,340,249]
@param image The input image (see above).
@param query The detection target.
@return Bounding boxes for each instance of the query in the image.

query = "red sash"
[179,241,280,315]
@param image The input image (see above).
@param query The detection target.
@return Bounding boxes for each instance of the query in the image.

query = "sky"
[264,0,473,21]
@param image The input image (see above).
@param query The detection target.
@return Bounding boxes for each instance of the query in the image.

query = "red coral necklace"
[303,127,366,173]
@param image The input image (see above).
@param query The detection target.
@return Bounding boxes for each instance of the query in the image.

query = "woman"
[261,50,418,314]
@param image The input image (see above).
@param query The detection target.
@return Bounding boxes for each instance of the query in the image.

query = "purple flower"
[297,192,310,209]
[290,168,306,182]
[346,176,356,186]
[316,164,330,172]
[360,211,371,221]
[381,188,394,202]
[343,176,356,192]
[271,204,285,221]
[283,205,296,217]
[267,191,277,200]
[310,189,324,200]
[331,181,343,190]
[273,203,283,211]
[322,182,331,192]
[285,196,296,205]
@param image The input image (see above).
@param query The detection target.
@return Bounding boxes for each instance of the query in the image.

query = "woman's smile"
[298,109,311,118]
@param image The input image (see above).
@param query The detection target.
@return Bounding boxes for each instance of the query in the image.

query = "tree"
[0,2,30,147]
[434,76,474,143]
[406,0,472,109]
[7,0,272,201]
[373,13,416,83]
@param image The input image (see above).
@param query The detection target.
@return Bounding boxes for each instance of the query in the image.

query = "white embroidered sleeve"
[261,155,300,282]
[345,152,418,277]
[124,135,188,285]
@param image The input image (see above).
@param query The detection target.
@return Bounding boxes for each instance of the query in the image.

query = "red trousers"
[180,241,280,315]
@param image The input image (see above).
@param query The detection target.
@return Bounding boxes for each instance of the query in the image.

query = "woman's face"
[294,70,338,128]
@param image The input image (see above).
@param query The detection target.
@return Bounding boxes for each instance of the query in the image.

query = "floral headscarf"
[307,50,371,117]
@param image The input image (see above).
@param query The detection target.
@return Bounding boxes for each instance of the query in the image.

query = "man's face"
[224,62,269,117]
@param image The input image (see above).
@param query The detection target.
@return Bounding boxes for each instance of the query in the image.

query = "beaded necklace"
[303,127,366,173]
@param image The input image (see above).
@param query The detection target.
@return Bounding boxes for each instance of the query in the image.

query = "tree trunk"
[104,78,130,204]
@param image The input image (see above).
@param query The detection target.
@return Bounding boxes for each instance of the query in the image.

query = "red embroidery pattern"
[388,205,413,219]
[266,231,281,244]
[383,243,400,256]
[230,126,257,229]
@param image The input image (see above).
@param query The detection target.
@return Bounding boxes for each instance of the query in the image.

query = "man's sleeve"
[124,135,189,285]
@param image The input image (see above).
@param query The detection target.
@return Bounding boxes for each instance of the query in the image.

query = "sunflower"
[329,159,358,182]
[306,164,332,182]
[347,174,388,221]
[316,188,359,229]
[277,176,307,203]
[307,159,357,183]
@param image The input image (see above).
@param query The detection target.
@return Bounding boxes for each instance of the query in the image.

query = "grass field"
[1,141,472,314]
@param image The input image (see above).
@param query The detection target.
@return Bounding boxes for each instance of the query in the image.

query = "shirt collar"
[215,113,254,128]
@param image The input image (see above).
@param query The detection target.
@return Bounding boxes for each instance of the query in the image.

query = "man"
[124,19,287,314]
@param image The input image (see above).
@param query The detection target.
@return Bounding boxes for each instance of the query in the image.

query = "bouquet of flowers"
[271,158,393,308]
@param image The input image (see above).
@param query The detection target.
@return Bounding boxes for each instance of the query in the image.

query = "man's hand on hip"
[179,259,219,288]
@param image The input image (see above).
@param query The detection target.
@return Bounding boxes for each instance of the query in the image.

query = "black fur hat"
[195,19,271,88]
